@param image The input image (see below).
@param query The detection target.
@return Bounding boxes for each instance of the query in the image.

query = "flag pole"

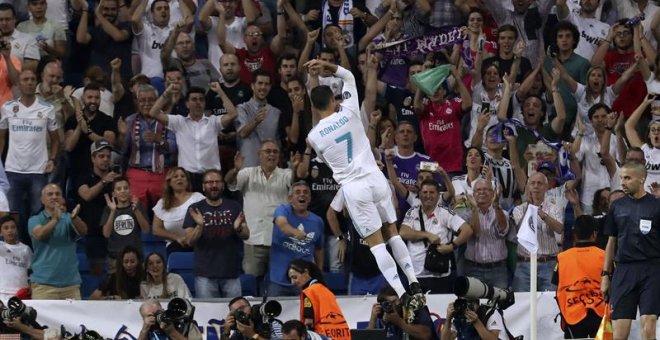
[530,251,538,340]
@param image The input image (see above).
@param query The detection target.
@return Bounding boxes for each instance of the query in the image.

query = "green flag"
[411,64,452,97]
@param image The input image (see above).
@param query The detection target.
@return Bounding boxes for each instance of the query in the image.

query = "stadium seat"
[81,274,102,299]
[168,252,195,297]
[324,272,347,295]
[240,274,258,296]
[143,233,167,258]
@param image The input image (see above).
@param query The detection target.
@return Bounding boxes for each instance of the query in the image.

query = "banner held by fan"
[411,64,452,97]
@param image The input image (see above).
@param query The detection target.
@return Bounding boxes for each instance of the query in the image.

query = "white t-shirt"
[72,87,115,118]
[133,22,177,78]
[9,29,40,62]
[308,66,379,185]
[466,83,502,148]
[565,0,605,21]
[153,192,205,246]
[0,98,58,173]
[572,82,615,137]
[145,0,199,25]
[0,241,32,302]
[566,12,609,61]
[207,16,247,72]
[45,0,69,28]
[576,133,618,207]
[167,115,224,173]
[641,144,660,190]
[646,74,660,95]
[140,273,191,299]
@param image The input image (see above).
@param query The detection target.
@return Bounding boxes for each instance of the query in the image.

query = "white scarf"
[322,0,354,48]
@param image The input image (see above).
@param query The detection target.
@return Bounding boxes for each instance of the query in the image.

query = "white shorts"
[342,173,397,238]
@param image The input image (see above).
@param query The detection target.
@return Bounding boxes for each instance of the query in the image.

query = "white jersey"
[0,98,57,174]
[0,241,32,302]
[576,133,618,207]
[566,12,609,61]
[642,144,660,190]
[133,22,176,78]
[308,66,380,185]
[207,16,247,72]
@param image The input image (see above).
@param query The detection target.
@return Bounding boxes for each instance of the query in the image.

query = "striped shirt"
[465,206,509,263]
[512,201,564,257]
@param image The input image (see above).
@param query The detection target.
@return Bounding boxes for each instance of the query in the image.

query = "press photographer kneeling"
[221,297,283,340]
[441,277,519,340]
[0,296,46,340]
[367,285,439,340]
[138,298,202,340]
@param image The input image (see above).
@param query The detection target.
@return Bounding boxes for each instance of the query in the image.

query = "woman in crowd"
[140,252,191,299]
[89,246,143,300]
[287,259,351,340]
[151,167,205,254]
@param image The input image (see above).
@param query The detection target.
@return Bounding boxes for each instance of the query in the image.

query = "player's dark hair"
[310,85,335,111]
[288,259,326,286]
[573,215,597,241]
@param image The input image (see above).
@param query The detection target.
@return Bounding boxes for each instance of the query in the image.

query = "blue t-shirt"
[269,204,324,286]
[28,210,81,286]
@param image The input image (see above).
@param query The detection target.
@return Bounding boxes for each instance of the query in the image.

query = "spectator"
[465,61,506,149]
[428,0,464,29]
[373,0,429,41]
[0,215,31,302]
[268,54,297,117]
[221,296,283,340]
[413,66,472,175]
[0,3,39,70]
[613,0,659,47]
[543,21,590,137]
[624,95,660,192]
[454,8,497,70]
[151,167,204,254]
[183,169,249,298]
[218,20,278,84]
[90,245,144,300]
[76,139,121,275]
[378,62,424,144]
[553,215,605,339]
[236,70,282,167]
[74,0,133,84]
[400,179,474,293]
[0,34,20,105]
[161,31,220,93]
[463,178,508,289]
[512,172,564,292]
[556,0,609,61]
[601,161,660,340]
[269,181,324,296]
[137,299,194,340]
[64,82,118,183]
[281,319,328,340]
[286,76,314,154]
[0,69,58,244]
[141,252,191,299]
[327,189,386,295]
[100,176,150,265]
[131,0,193,92]
[367,285,439,340]
[120,84,177,211]
[482,0,554,66]
[29,183,87,299]
[483,25,532,84]
[160,67,188,114]
[70,62,125,120]
[198,0,257,72]
[591,20,656,118]
[150,84,237,190]
[287,259,351,340]
[15,0,66,59]
[441,299,507,340]
[385,156,454,210]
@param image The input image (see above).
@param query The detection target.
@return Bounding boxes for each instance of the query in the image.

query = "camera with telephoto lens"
[454,276,514,310]
[0,296,42,330]
[154,298,195,335]
[232,299,282,338]
[380,301,394,314]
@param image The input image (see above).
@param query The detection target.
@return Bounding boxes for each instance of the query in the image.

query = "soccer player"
[304,59,423,319]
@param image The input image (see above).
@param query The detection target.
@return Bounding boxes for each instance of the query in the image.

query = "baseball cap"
[90,140,113,155]
[536,160,555,173]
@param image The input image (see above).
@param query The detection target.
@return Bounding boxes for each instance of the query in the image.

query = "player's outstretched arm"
[303,59,359,114]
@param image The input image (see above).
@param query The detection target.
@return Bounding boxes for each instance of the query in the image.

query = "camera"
[231,300,283,337]
[625,14,644,28]
[548,44,559,58]
[154,298,195,335]
[380,301,394,314]
[454,276,514,310]
[0,297,42,330]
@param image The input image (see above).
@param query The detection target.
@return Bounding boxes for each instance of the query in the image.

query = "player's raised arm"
[304,59,359,115]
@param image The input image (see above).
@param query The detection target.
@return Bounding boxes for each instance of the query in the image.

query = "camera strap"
[418,206,453,247]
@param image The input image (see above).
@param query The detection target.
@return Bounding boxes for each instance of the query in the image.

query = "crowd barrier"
[17,292,655,339]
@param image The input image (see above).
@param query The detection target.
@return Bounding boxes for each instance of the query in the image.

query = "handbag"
[419,206,454,274]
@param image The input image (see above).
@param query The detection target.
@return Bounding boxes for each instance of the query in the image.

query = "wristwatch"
[601,270,610,277]
[336,234,345,241]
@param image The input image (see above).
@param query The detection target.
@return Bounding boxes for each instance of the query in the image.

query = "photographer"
[441,299,506,340]
[221,297,283,340]
[1,317,44,340]
[0,298,45,340]
[367,285,439,340]
[137,299,201,340]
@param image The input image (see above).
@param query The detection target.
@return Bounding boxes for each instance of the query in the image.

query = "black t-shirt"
[89,21,133,88]
[98,272,141,299]
[205,82,252,116]
[384,306,438,340]
[304,159,341,235]
[64,112,118,177]
[604,194,660,263]
[75,172,114,237]
[100,204,147,258]
[483,55,533,83]
[182,198,243,278]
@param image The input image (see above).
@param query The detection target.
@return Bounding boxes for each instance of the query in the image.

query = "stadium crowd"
[1,0,660,338]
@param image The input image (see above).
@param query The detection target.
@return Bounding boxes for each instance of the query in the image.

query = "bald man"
[601,162,660,340]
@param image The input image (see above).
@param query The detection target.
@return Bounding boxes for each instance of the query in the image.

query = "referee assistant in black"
[601,161,660,340]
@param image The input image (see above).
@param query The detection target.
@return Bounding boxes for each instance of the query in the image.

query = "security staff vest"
[556,246,606,325]
[300,282,351,340]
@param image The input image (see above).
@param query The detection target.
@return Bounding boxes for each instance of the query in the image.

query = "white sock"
[370,243,407,297]
[388,235,419,284]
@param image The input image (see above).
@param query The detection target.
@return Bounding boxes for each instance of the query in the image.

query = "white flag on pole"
[517,204,539,254]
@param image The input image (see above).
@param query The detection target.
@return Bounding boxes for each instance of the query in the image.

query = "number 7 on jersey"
[334,132,353,163]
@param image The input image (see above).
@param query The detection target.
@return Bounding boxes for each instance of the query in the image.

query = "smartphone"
[419,161,439,172]
[481,102,491,113]
[548,44,559,58]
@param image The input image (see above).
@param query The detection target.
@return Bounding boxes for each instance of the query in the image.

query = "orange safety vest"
[556,246,606,325]
[300,282,352,340]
